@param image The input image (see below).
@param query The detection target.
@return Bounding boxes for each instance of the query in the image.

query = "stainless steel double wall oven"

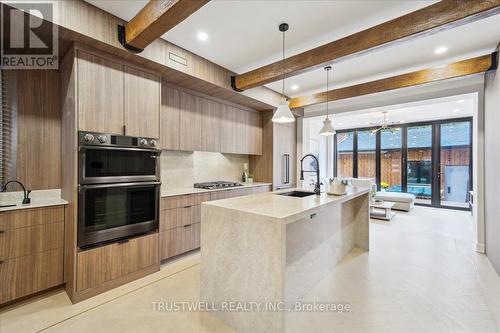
[78,131,161,248]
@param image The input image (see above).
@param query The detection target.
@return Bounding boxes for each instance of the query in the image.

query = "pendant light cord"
[326,69,329,118]
[282,28,285,99]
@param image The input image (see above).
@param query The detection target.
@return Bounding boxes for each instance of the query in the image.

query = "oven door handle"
[79,181,161,190]
[79,146,160,154]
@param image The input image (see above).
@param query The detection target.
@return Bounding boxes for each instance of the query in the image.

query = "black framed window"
[333,117,472,211]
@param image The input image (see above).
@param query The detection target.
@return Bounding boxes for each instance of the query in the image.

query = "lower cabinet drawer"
[159,223,200,260]
[160,205,201,231]
[0,248,63,304]
[0,222,64,261]
[76,233,159,292]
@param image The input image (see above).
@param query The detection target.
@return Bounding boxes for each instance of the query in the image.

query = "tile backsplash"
[160,151,249,189]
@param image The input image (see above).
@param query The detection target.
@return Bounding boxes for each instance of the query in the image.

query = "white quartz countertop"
[0,189,67,212]
[203,186,370,222]
[161,182,272,197]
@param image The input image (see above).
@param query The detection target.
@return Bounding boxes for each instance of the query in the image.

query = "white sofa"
[349,178,415,212]
[375,191,415,212]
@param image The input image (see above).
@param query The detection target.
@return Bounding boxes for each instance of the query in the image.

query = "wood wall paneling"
[124,66,161,138]
[2,70,61,191]
[60,48,79,302]
[249,111,274,183]
[76,50,125,134]
[160,85,180,150]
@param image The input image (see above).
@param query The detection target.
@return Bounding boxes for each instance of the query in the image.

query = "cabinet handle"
[123,125,126,135]
[284,154,290,184]
[183,224,192,228]
[183,205,192,208]
[0,260,4,264]
[0,230,4,234]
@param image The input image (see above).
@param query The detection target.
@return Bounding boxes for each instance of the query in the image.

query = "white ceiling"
[308,93,475,131]
[84,0,500,99]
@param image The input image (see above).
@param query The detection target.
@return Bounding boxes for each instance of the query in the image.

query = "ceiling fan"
[370,112,401,134]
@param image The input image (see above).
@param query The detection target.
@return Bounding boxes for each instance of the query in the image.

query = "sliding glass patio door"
[333,117,472,210]
[438,121,471,208]
[406,125,432,205]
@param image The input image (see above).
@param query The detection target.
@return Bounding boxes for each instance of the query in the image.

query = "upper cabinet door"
[77,50,125,135]
[179,92,202,151]
[236,109,250,154]
[248,111,262,155]
[200,98,221,152]
[124,66,161,138]
[221,104,238,154]
[160,85,180,150]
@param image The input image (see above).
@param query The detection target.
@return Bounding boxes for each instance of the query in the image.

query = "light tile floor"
[1,206,499,333]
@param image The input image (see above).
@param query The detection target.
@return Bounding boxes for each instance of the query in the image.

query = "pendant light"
[272,23,295,123]
[319,66,335,136]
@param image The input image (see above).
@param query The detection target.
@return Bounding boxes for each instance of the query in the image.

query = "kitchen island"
[200,187,370,333]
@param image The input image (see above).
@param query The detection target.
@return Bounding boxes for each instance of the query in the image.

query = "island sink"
[201,187,370,333]
[276,190,316,198]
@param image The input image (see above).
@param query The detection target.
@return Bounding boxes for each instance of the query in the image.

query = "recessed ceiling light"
[453,108,460,112]
[434,46,448,55]
[291,84,299,91]
[457,99,464,104]
[399,120,405,123]
[197,32,208,41]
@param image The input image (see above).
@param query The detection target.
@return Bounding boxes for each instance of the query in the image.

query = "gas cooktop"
[194,181,243,190]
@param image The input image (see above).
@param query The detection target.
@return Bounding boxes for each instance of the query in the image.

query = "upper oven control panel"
[79,131,159,149]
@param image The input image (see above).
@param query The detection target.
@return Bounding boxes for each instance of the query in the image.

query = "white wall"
[484,54,500,274]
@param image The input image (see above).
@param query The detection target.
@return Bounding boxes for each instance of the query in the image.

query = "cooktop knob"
[83,133,94,143]
[140,138,148,146]
[97,135,107,143]
[150,139,157,147]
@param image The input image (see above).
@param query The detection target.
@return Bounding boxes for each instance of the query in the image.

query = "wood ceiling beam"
[119,0,210,52]
[288,53,497,109]
[232,0,500,91]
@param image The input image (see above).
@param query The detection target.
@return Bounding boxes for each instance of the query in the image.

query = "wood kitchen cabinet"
[77,50,125,135]
[124,66,161,138]
[160,82,262,155]
[159,186,270,261]
[221,104,238,153]
[201,98,222,152]
[160,85,180,150]
[179,91,202,151]
[237,109,262,155]
[75,47,161,139]
[0,206,65,304]
[76,233,158,292]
